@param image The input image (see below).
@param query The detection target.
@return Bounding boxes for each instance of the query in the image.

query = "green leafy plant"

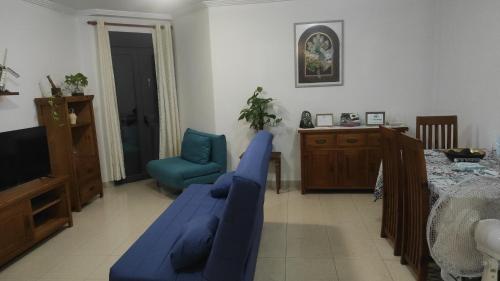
[47,96,64,126]
[238,87,282,131]
[65,73,88,93]
[47,96,59,121]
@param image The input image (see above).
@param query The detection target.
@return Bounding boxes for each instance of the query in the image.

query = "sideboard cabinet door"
[336,149,368,187]
[304,150,335,188]
[0,202,32,259]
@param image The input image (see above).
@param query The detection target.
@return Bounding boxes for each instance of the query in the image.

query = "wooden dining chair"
[416,115,458,149]
[399,134,431,281]
[379,126,403,256]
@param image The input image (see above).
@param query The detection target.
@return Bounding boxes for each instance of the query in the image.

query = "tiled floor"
[0,180,416,281]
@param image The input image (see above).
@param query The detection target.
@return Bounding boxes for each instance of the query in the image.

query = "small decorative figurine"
[0,49,20,93]
[300,111,315,129]
[69,108,77,125]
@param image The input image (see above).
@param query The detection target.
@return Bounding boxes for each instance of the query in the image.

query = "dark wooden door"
[305,150,335,188]
[336,149,367,187]
[110,32,159,183]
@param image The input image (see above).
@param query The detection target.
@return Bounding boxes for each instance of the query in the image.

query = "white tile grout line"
[351,195,399,281]
[320,196,344,281]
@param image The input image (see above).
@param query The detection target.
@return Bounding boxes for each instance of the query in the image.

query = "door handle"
[143,115,150,126]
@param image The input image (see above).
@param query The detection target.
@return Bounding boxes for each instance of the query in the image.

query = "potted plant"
[65,73,88,96]
[238,86,282,131]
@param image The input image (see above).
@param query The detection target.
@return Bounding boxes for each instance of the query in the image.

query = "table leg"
[276,159,281,194]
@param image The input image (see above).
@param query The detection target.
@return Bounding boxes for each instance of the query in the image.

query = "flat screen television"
[0,126,51,192]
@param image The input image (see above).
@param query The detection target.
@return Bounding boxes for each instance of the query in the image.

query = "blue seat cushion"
[170,214,219,271]
[181,130,211,164]
[210,172,235,199]
[148,157,222,185]
[109,184,227,281]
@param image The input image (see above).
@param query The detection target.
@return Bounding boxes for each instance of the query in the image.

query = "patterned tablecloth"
[373,149,500,202]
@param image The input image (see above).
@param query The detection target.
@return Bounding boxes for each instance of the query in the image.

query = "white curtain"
[96,20,126,181]
[153,23,182,158]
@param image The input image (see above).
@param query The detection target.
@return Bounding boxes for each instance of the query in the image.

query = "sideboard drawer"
[337,134,366,146]
[305,134,335,147]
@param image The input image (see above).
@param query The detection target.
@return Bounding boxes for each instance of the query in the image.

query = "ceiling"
[48,0,203,14]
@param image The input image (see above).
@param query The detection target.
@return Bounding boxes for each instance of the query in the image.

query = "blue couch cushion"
[181,131,211,164]
[109,184,227,281]
[170,215,219,271]
[203,131,273,281]
[210,172,235,199]
[235,131,273,189]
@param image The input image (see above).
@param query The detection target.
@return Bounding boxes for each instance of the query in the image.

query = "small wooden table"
[271,152,282,194]
[240,151,282,194]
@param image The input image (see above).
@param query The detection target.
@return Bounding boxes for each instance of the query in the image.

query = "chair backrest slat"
[399,134,430,281]
[379,126,403,255]
[416,115,457,149]
[434,125,439,150]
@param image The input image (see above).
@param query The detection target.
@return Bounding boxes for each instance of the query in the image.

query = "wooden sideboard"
[299,126,408,193]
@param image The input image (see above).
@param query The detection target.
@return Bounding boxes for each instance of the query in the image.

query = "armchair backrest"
[183,128,227,172]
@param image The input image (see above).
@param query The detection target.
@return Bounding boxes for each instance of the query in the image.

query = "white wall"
[4,0,499,183]
[173,8,216,133]
[0,0,79,132]
[433,0,500,148]
[208,0,437,180]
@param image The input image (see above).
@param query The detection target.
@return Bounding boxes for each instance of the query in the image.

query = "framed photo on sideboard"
[366,112,386,126]
[316,113,334,127]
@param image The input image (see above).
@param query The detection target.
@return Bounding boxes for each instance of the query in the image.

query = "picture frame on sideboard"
[316,113,334,127]
[366,112,386,126]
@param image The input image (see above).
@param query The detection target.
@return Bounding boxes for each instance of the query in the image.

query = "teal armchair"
[147,129,227,190]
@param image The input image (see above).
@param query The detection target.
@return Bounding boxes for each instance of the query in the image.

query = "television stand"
[0,176,72,267]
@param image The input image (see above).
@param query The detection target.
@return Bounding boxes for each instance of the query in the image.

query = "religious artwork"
[300,111,315,129]
[295,21,344,87]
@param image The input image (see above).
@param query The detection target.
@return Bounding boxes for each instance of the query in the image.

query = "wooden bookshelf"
[34,95,103,211]
[0,176,72,267]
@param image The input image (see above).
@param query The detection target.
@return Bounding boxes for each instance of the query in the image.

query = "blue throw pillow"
[210,172,235,198]
[170,215,219,271]
[181,130,211,164]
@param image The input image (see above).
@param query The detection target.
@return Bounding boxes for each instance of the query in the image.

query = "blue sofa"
[110,131,273,281]
[147,129,227,190]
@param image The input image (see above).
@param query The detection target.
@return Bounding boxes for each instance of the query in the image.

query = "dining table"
[373,149,500,204]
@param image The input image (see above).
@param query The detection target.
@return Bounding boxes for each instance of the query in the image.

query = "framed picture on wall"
[366,112,386,126]
[295,20,344,88]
